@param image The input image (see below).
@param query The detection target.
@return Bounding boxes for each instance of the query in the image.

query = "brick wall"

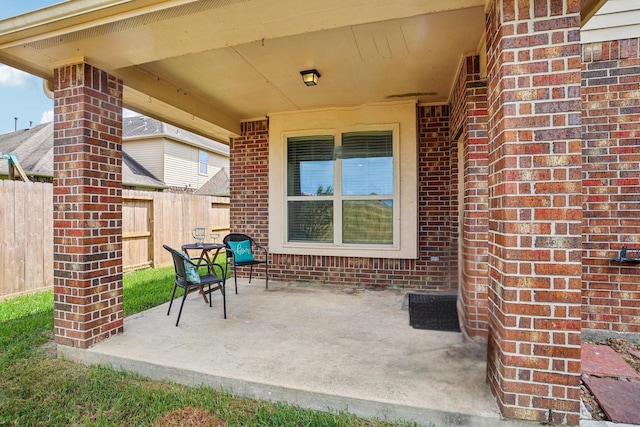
[582,37,640,334]
[419,105,456,290]
[230,108,457,290]
[449,56,490,339]
[485,1,583,424]
[229,119,270,245]
[52,63,124,348]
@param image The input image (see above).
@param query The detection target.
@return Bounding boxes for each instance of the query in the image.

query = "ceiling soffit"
[0,0,487,141]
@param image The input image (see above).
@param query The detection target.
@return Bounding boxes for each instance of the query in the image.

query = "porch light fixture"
[300,69,321,86]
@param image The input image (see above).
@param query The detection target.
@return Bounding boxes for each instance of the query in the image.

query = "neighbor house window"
[286,130,394,245]
[199,150,208,174]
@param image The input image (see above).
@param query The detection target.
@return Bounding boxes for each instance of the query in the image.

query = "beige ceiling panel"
[232,27,365,112]
[130,5,487,121]
[136,46,300,119]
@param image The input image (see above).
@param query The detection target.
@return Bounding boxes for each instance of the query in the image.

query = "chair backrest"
[223,233,253,253]
[223,233,257,262]
[163,244,187,280]
[223,233,253,245]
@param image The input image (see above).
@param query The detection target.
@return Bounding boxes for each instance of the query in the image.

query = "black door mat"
[408,293,461,332]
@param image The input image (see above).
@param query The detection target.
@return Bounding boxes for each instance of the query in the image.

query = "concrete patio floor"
[57,279,563,427]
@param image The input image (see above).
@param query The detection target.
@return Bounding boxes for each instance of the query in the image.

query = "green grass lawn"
[0,267,426,427]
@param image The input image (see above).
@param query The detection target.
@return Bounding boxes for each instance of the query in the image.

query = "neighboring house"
[581,0,640,43]
[0,122,165,190]
[1,1,638,425]
[0,117,230,194]
[123,116,229,192]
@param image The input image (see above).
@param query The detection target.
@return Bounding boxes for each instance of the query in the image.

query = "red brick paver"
[581,344,640,379]
[582,374,640,424]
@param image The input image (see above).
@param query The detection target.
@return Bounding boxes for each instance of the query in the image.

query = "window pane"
[199,150,208,174]
[341,131,393,196]
[287,136,334,196]
[288,200,333,242]
[343,200,393,244]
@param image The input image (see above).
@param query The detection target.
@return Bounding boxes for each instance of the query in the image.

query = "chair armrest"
[208,262,227,279]
[187,256,208,266]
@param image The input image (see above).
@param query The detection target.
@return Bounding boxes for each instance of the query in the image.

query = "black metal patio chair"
[223,233,269,293]
[163,244,226,326]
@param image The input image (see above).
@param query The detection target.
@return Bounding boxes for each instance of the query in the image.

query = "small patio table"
[181,242,225,303]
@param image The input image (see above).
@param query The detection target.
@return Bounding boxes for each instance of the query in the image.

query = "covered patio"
[59,278,514,427]
[3,0,638,425]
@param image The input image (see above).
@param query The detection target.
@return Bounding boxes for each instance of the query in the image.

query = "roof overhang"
[0,0,603,142]
[581,0,609,25]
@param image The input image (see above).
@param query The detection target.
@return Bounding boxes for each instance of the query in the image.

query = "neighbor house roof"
[0,122,52,177]
[0,122,166,189]
[195,167,230,197]
[121,151,167,189]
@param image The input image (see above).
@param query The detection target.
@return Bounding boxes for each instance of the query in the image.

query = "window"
[341,131,393,244]
[287,135,335,242]
[269,101,417,259]
[199,150,208,175]
[286,131,394,245]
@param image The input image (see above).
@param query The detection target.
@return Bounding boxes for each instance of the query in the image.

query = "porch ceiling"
[0,0,603,142]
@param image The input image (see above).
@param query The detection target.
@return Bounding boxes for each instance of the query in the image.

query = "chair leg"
[265,261,269,290]
[168,284,178,315]
[233,263,238,294]
[249,265,253,283]
[222,281,227,319]
[208,283,212,307]
[175,290,188,327]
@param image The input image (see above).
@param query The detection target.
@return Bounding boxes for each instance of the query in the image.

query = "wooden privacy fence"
[0,180,229,300]
[0,180,53,299]
[122,189,230,271]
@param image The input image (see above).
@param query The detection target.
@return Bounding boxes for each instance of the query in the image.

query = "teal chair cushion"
[228,240,255,263]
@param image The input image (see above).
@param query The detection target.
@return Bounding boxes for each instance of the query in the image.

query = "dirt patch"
[607,338,640,372]
[581,338,640,421]
[38,331,57,358]
[155,407,227,427]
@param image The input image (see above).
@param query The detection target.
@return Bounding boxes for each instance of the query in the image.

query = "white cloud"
[0,65,32,87]
[40,109,54,124]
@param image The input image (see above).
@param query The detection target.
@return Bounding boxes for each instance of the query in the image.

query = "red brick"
[53,62,124,349]
[582,36,640,336]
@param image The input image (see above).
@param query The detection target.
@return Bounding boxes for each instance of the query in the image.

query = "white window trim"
[269,101,418,259]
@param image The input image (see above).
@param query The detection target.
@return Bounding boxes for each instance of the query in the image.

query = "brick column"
[53,62,124,348]
[485,1,582,424]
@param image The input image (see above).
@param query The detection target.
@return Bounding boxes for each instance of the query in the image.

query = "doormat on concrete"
[408,293,461,332]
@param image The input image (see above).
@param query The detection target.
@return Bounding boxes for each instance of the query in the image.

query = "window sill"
[276,242,416,259]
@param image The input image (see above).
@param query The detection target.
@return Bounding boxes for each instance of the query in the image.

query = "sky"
[0,1,65,134]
